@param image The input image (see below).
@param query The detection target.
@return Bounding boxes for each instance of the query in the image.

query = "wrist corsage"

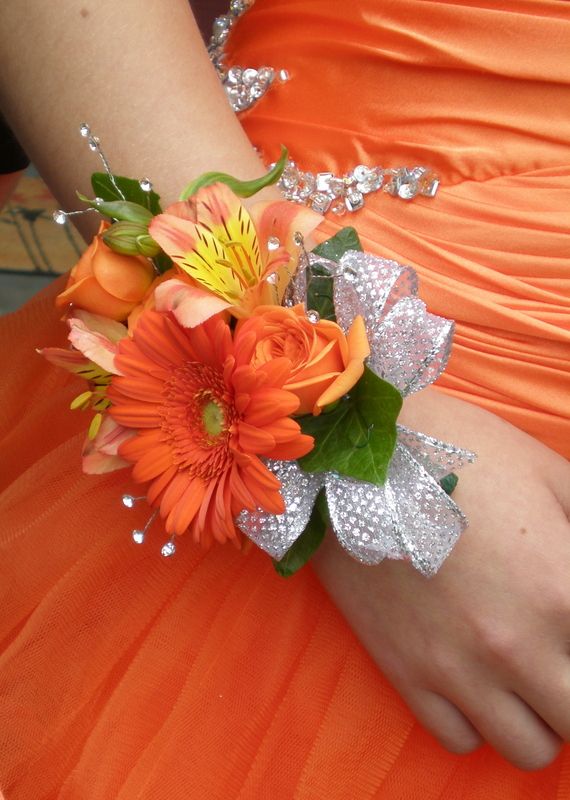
[44,126,474,577]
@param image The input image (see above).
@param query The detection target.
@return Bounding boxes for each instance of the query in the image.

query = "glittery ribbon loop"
[239,251,475,575]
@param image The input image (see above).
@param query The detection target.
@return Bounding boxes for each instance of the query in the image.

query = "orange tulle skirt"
[1,1,569,797]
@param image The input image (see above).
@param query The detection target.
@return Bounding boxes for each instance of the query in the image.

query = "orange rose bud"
[56,222,155,321]
[242,305,370,416]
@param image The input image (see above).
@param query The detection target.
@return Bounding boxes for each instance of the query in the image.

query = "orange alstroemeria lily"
[149,182,321,327]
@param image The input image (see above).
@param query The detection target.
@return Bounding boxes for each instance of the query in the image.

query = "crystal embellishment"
[277,161,439,215]
[208,1,286,113]
[239,252,475,576]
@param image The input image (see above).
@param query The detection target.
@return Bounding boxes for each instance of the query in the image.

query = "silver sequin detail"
[237,461,323,559]
[239,252,475,575]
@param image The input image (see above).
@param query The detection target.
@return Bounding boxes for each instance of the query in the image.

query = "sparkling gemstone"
[226,66,242,84]
[315,172,333,192]
[53,210,67,225]
[161,540,176,558]
[327,178,346,197]
[267,236,280,251]
[278,69,290,82]
[331,201,347,216]
[250,83,265,99]
[311,192,332,214]
[257,67,274,83]
[296,174,316,199]
[79,123,91,138]
[242,68,258,86]
[421,177,439,197]
[265,272,278,285]
[230,0,249,15]
[122,494,136,508]
[87,136,100,152]
[132,529,145,545]
[345,189,364,212]
[213,15,231,34]
[139,178,153,193]
[356,169,383,194]
[396,175,419,200]
[352,165,371,182]
[306,310,320,324]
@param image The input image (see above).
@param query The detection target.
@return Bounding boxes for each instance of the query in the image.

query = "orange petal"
[237,422,276,454]
[131,444,173,482]
[147,464,178,505]
[56,276,135,320]
[243,388,299,426]
[264,434,314,460]
[92,243,154,303]
[166,476,207,535]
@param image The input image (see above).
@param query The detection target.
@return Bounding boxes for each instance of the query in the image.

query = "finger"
[513,658,570,744]
[402,688,483,755]
[460,689,562,771]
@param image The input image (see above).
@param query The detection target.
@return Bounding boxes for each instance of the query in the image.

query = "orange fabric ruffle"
[1,1,569,798]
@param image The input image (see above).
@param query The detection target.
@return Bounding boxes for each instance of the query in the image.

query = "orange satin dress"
[1,1,569,798]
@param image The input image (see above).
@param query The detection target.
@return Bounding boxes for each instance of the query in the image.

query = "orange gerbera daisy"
[107,310,314,547]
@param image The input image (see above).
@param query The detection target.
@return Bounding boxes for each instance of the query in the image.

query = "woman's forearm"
[0,0,268,238]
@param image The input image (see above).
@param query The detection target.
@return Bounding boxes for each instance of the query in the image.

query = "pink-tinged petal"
[193,182,239,228]
[39,347,89,374]
[68,317,123,375]
[82,416,134,474]
[154,279,231,328]
[82,449,131,474]
[149,213,200,258]
[72,310,128,343]
[161,199,198,222]
[251,200,323,299]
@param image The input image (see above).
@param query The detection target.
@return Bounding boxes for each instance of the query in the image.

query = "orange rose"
[56,222,155,321]
[242,305,370,415]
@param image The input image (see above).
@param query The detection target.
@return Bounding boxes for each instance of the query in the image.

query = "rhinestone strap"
[277,161,440,214]
[208,0,290,112]
[208,2,440,210]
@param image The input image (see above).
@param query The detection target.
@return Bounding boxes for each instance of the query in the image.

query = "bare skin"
[1,0,569,770]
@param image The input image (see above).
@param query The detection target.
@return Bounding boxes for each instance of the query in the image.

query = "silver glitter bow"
[238,252,475,576]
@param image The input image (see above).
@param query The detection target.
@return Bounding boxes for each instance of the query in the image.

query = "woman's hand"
[313,388,570,770]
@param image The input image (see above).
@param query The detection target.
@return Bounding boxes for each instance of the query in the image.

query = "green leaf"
[439,472,459,496]
[306,262,336,321]
[312,226,362,261]
[299,366,402,485]
[179,146,288,200]
[91,172,162,215]
[273,490,328,577]
[306,227,364,322]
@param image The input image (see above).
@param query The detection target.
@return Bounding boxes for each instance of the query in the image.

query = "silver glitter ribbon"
[238,252,475,576]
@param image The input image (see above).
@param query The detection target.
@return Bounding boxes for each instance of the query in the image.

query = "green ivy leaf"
[273,490,328,577]
[91,173,162,215]
[312,226,362,262]
[179,146,288,201]
[299,366,402,486]
[306,262,336,321]
[439,472,459,496]
[306,227,363,322]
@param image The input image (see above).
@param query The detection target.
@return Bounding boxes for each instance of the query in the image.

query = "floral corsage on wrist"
[44,129,474,577]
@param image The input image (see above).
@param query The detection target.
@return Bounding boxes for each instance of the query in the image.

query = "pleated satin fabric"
[1,1,569,798]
